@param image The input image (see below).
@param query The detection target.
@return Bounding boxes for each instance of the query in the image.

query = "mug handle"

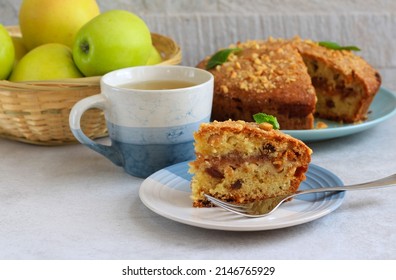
[69,94,123,166]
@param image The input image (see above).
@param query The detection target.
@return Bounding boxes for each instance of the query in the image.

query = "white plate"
[282,87,396,142]
[139,161,345,231]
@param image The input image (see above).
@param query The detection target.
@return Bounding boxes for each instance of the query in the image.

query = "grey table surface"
[0,113,395,260]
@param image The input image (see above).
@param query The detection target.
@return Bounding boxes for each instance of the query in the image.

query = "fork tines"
[204,194,249,214]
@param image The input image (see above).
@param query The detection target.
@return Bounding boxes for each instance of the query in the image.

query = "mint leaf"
[253,113,280,130]
[318,41,361,51]
[206,48,241,70]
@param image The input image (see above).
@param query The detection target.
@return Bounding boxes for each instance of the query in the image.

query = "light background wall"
[1,0,395,91]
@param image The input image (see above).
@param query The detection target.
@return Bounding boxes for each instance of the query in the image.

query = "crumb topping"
[212,38,307,93]
[204,36,377,96]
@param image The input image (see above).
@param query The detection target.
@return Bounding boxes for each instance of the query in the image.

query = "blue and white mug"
[69,66,214,178]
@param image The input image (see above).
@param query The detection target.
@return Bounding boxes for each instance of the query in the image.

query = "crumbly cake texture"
[188,120,312,207]
[197,37,381,129]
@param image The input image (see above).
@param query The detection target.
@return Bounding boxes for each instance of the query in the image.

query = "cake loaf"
[189,120,312,207]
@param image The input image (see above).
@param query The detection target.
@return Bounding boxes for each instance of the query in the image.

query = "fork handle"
[296,173,396,195]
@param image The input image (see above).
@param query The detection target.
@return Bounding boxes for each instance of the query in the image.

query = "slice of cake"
[189,119,312,207]
[291,37,381,123]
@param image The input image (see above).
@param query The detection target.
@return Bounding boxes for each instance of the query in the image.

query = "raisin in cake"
[197,37,381,129]
[189,120,312,207]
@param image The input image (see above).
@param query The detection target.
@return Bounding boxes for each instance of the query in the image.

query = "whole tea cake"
[189,119,312,207]
[197,37,381,129]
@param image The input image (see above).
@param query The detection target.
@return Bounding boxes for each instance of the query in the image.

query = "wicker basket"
[0,26,182,145]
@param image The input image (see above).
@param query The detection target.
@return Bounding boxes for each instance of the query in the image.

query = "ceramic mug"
[69,65,214,178]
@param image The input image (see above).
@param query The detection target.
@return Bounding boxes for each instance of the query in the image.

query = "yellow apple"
[146,45,163,65]
[9,43,83,82]
[0,24,15,80]
[11,36,28,64]
[19,0,100,50]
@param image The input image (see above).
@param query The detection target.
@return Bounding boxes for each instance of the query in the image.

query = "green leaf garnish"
[253,113,280,130]
[318,41,361,51]
[206,48,241,70]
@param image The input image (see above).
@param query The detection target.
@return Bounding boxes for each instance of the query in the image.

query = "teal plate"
[282,87,396,142]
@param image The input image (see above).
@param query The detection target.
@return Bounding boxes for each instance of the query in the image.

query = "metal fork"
[204,173,396,218]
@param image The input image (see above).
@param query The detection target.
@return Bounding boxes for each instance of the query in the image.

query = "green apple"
[146,45,163,65]
[73,10,152,76]
[9,43,83,82]
[19,0,100,50]
[0,24,15,80]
